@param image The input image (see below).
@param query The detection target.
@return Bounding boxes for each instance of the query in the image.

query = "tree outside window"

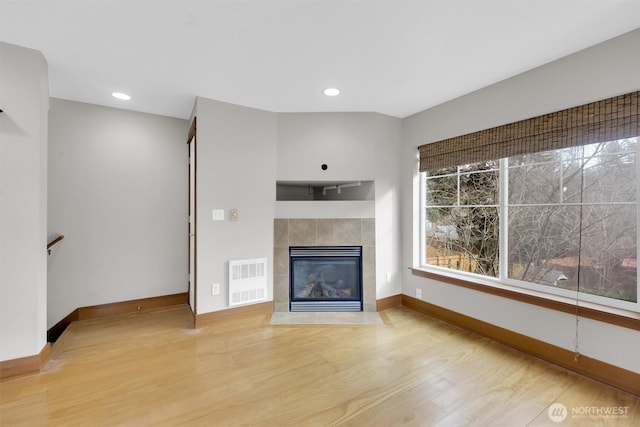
[424,138,637,306]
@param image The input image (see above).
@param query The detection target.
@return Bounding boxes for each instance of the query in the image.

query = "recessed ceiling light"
[112,92,131,100]
[323,88,340,97]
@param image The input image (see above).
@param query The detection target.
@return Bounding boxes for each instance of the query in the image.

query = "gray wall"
[401,29,640,373]
[194,97,278,314]
[276,112,403,299]
[0,42,49,361]
[47,99,189,327]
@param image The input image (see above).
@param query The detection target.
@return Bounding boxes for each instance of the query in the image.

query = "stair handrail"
[47,235,65,254]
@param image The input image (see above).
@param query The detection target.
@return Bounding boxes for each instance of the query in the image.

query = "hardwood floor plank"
[1,305,638,426]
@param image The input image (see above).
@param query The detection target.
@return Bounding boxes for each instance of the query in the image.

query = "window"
[419,92,639,311]
[507,140,637,303]
[425,162,500,278]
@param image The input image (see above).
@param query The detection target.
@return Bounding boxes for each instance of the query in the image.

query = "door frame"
[187,117,197,320]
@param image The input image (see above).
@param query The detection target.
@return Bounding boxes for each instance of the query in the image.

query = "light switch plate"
[212,209,224,221]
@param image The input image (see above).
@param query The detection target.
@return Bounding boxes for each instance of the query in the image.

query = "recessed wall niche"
[276,180,374,201]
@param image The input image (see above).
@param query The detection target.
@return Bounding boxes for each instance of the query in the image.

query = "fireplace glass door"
[289,246,362,311]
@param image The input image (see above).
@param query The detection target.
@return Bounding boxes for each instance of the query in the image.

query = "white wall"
[402,30,640,372]
[0,42,49,360]
[277,113,403,299]
[47,99,189,327]
[194,97,277,314]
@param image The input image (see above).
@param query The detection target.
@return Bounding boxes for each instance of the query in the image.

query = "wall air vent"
[229,258,267,307]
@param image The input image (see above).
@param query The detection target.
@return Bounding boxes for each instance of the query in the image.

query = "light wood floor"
[1,305,638,426]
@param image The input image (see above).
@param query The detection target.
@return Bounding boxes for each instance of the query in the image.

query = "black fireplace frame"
[289,246,363,312]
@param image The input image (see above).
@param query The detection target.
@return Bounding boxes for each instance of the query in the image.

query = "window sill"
[410,267,640,331]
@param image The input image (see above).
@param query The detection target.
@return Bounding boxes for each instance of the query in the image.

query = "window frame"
[419,141,640,314]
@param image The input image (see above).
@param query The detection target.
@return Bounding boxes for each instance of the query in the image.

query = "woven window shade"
[419,91,639,173]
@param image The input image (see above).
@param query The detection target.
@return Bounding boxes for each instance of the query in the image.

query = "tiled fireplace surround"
[273,218,376,312]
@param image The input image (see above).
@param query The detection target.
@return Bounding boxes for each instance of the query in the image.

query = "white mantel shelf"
[275,201,375,219]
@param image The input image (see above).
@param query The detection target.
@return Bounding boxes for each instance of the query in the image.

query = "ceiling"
[1,1,638,120]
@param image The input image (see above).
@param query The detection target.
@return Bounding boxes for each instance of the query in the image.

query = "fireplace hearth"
[289,246,362,312]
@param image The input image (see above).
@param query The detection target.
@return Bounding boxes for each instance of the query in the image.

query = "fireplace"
[289,246,363,312]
